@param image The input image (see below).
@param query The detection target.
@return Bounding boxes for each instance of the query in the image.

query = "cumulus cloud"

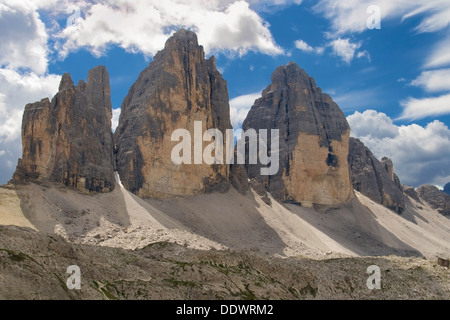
[55,0,283,59]
[329,38,362,64]
[0,69,60,143]
[294,39,314,52]
[0,1,49,74]
[294,39,324,55]
[347,110,398,139]
[399,94,450,120]
[229,92,261,129]
[348,109,450,187]
[356,50,370,61]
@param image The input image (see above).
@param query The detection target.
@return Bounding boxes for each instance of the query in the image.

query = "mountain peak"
[243,64,354,206]
[171,28,198,41]
[164,28,200,51]
[59,73,74,91]
[13,66,115,193]
[115,29,230,199]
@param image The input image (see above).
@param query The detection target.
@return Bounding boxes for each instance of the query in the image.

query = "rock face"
[403,186,422,203]
[417,185,450,216]
[114,29,231,198]
[348,138,405,213]
[12,66,115,193]
[242,62,354,207]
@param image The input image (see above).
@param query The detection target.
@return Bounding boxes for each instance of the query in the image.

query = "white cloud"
[399,94,450,120]
[411,68,450,92]
[405,2,450,33]
[347,110,399,139]
[294,39,324,55]
[356,50,370,61]
[315,46,325,55]
[314,1,450,69]
[294,39,314,52]
[425,35,450,68]
[348,109,450,186]
[229,91,261,129]
[314,0,450,35]
[329,38,361,64]
[247,0,302,11]
[111,108,121,132]
[295,37,366,64]
[0,1,49,74]
[55,0,283,59]
[0,69,60,143]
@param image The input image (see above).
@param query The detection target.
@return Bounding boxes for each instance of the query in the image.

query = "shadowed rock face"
[348,138,405,213]
[12,66,115,193]
[242,62,354,206]
[417,185,450,216]
[403,186,422,203]
[114,29,231,198]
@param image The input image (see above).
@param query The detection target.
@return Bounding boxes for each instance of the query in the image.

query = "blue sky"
[1,0,450,187]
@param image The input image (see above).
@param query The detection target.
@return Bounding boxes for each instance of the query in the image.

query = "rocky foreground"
[0,225,448,300]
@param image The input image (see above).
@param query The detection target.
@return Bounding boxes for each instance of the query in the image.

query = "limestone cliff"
[242,62,354,206]
[114,29,231,198]
[348,138,405,213]
[416,185,450,216]
[12,66,115,193]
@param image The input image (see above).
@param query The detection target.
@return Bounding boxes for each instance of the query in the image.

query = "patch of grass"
[0,249,29,262]
[7,251,27,262]
[299,282,318,298]
[288,286,300,299]
[91,281,120,300]
[240,283,257,300]
[100,287,118,300]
